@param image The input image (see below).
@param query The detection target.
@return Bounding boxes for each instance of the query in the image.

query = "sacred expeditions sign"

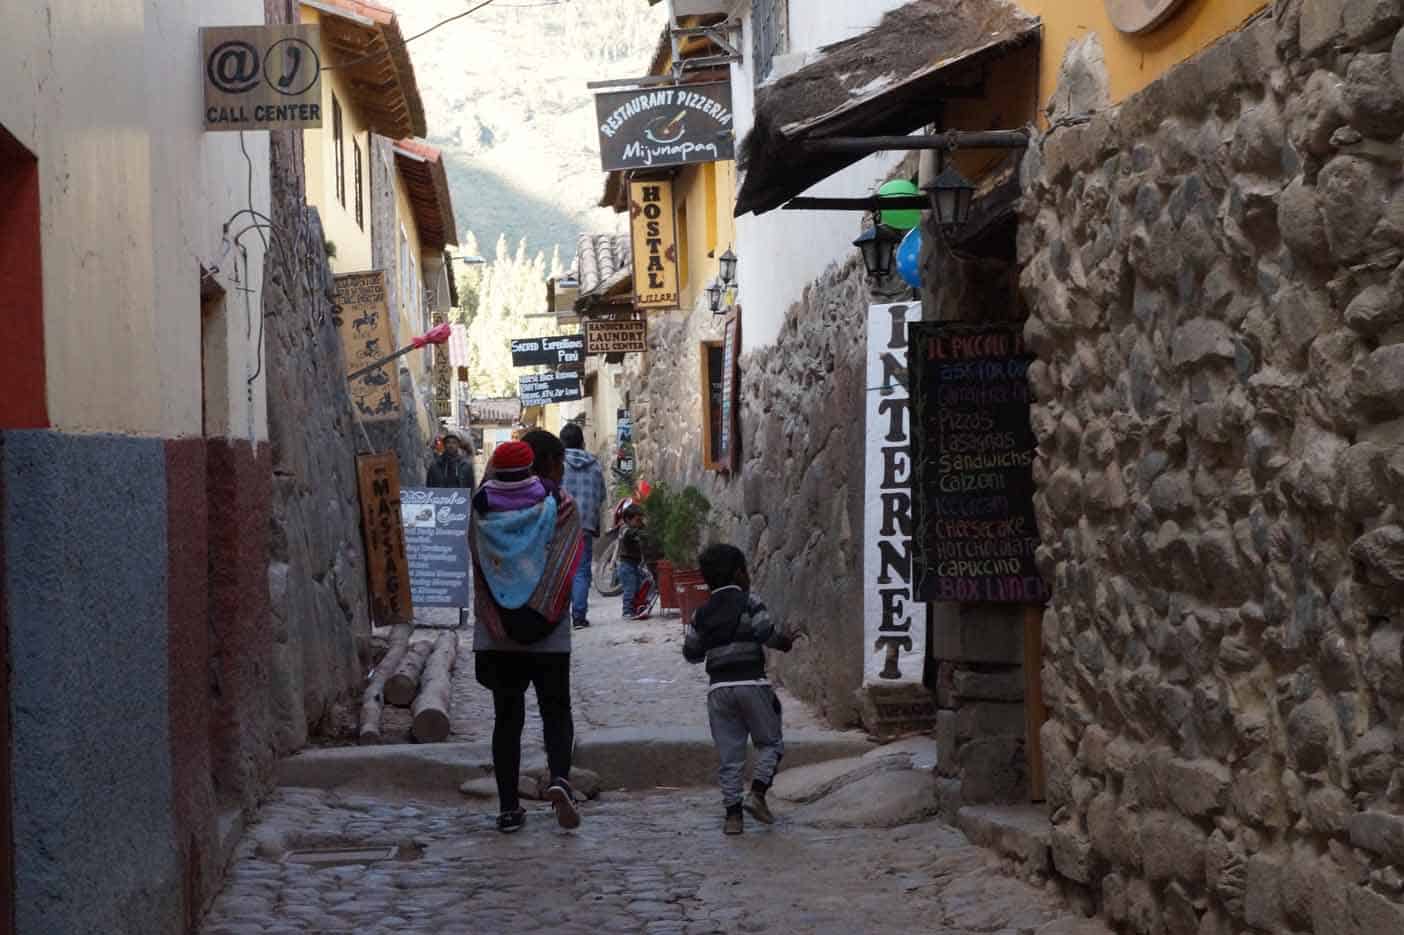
[595,81,735,172]
[510,335,584,369]
[909,322,1047,605]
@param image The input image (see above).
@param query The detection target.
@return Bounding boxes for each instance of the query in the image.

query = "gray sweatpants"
[707,683,784,807]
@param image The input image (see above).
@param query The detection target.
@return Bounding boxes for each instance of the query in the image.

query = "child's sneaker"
[723,805,744,835]
[743,791,774,824]
[545,778,581,829]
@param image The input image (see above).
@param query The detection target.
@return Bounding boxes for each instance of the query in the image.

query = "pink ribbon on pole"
[411,323,453,349]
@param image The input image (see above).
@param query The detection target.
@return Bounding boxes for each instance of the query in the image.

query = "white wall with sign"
[862,303,925,686]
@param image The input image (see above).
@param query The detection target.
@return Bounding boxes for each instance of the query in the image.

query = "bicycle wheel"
[594,535,623,596]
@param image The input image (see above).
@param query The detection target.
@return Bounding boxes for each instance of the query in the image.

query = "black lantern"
[923,163,976,234]
[705,279,725,314]
[852,223,903,279]
[718,248,738,285]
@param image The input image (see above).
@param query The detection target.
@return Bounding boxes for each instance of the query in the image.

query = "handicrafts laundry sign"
[595,81,735,172]
[334,271,401,421]
[909,321,1046,605]
[863,303,926,685]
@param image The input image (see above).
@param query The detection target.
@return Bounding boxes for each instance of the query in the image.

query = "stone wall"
[1021,4,1404,931]
[632,259,871,726]
[263,91,371,753]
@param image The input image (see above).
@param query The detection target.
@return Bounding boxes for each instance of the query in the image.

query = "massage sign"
[909,322,1048,605]
[594,81,735,172]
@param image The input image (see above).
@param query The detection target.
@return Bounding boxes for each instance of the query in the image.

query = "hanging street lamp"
[923,163,976,236]
[852,222,903,279]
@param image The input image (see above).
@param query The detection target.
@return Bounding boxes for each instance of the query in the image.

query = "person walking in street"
[683,544,797,835]
[470,433,584,833]
[427,432,475,489]
[559,421,606,630]
[617,503,648,619]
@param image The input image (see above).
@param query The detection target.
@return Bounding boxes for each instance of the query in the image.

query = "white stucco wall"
[726,0,910,352]
[0,0,270,441]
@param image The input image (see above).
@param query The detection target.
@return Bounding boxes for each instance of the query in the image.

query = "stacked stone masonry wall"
[632,261,871,726]
[1021,3,1404,932]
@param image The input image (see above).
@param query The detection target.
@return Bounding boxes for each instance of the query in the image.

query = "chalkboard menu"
[910,322,1047,604]
[400,487,471,608]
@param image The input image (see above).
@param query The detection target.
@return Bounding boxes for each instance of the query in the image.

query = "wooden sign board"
[595,81,735,173]
[629,180,680,309]
[333,271,402,421]
[717,310,741,473]
[585,317,647,355]
[1105,0,1191,34]
[510,335,584,369]
[202,26,323,131]
[356,453,414,626]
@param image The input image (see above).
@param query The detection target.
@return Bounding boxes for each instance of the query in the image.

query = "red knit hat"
[490,440,534,472]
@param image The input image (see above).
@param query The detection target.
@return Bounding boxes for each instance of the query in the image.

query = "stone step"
[275,728,873,797]
[955,804,1052,878]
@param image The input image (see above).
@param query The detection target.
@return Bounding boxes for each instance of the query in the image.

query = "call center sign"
[202,25,323,131]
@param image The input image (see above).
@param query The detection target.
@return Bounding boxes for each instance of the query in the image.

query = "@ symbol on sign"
[208,40,261,94]
[264,37,321,96]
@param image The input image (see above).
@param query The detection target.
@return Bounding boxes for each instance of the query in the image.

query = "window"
[752,0,789,83]
[700,341,724,469]
[704,163,718,255]
[333,94,345,207]
[676,199,689,290]
[353,139,364,229]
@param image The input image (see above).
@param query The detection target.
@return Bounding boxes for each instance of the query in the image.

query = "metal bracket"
[670,21,742,81]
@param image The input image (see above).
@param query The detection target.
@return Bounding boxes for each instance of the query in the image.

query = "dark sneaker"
[496,808,526,834]
[572,619,591,630]
[545,779,581,829]
[744,792,775,824]
[723,807,744,835]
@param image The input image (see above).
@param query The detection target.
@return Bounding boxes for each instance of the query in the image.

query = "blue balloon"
[896,226,923,288]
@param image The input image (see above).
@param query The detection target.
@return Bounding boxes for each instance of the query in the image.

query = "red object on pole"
[412,323,452,348]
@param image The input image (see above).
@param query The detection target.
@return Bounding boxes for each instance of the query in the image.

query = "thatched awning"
[393,139,458,249]
[735,0,1039,217]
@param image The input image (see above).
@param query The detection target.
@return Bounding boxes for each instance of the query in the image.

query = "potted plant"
[643,483,711,619]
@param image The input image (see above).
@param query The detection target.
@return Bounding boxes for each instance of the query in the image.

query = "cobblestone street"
[200,786,1094,935]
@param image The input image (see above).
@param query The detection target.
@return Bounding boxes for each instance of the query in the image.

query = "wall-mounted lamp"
[852,222,903,280]
[705,278,725,315]
[923,164,976,236]
[718,248,738,286]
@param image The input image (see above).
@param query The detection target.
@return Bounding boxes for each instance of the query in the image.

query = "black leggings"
[475,652,574,812]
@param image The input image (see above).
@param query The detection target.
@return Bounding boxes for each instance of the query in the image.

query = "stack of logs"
[359,625,458,744]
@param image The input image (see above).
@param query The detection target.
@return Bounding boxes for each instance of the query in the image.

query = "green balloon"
[878,179,922,231]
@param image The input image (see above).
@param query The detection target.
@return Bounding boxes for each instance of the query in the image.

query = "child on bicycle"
[618,504,648,618]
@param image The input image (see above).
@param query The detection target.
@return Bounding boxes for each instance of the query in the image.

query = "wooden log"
[411,632,458,743]
[384,639,435,707]
[358,624,412,745]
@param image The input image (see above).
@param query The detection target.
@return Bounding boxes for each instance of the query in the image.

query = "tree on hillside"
[454,234,571,398]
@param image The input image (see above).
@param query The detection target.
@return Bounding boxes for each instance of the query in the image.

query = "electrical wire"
[321,0,502,72]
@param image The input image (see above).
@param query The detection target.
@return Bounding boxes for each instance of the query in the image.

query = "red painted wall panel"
[0,126,46,430]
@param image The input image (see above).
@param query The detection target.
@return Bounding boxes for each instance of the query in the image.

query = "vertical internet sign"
[629,180,680,309]
[863,303,925,685]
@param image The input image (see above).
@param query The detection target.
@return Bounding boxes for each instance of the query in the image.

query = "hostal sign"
[630,180,680,309]
[595,81,734,172]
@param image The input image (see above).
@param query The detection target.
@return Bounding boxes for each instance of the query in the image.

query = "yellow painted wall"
[670,159,737,310]
[1019,0,1268,111]
[300,6,374,273]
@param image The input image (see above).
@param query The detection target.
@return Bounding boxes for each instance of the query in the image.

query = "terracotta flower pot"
[673,568,709,626]
[657,560,678,611]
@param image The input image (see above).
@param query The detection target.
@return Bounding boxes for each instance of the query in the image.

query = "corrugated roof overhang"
[304,0,428,138]
[393,139,459,249]
[734,0,1040,217]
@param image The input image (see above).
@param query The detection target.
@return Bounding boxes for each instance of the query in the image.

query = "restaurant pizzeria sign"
[595,81,735,172]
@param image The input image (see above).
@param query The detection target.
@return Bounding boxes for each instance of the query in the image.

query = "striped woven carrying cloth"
[473,489,583,643]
